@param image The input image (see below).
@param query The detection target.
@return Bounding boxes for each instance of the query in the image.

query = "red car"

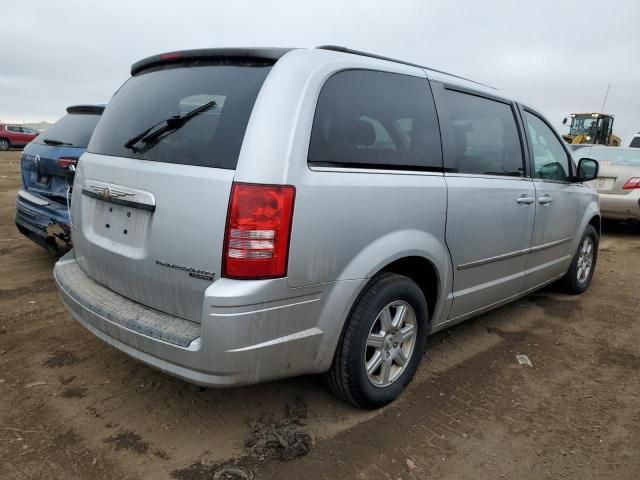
[0,123,39,150]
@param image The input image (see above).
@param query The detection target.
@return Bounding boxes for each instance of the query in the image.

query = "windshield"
[33,113,101,148]
[569,115,598,136]
[584,148,640,167]
[88,61,272,169]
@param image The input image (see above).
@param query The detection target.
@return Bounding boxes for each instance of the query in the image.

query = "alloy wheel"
[365,300,418,388]
[576,236,594,283]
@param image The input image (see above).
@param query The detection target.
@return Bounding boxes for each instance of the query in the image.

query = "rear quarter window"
[630,136,640,148]
[88,62,272,169]
[308,70,442,171]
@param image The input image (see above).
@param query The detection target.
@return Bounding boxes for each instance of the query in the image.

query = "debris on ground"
[44,350,79,368]
[24,381,48,388]
[516,354,533,367]
[171,461,254,480]
[212,465,254,479]
[246,417,314,461]
[285,393,310,420]
[246,395,314,461]
[103,430,149,455]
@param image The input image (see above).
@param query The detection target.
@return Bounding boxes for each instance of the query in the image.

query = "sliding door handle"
[538,195,554,205]
[517,195,535,205]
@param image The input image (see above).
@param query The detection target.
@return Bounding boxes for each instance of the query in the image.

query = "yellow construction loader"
[562,113,621,146]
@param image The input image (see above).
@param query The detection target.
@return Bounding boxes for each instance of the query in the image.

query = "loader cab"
[562,113,615,145]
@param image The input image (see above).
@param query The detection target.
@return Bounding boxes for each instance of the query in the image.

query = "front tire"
[0,139,10,151]
[325,273,429,409]
[559,224,598,294]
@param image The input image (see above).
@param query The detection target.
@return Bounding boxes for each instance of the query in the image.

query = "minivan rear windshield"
[34,113,102,148]
[88,61,273,169]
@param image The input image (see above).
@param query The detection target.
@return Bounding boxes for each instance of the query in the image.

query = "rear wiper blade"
[43,138,73,146]
[124,101,216,153]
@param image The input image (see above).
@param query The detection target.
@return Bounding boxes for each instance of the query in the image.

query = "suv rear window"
[88,61,272,169]
[308,70,442,171]
[34,113,101,148]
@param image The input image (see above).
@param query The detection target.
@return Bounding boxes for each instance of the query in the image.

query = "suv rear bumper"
[54,254,354,387]
[15,189,71,252]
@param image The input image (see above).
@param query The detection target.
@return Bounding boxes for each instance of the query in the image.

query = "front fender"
[573,196,600,251]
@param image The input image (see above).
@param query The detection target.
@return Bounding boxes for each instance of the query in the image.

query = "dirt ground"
[1,149,639,480]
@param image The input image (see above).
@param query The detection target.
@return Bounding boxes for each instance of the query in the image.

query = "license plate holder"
[592,177,615,191]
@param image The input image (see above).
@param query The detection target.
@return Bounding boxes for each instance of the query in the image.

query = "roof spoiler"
[66,105,105,115]
[130,48,292,76]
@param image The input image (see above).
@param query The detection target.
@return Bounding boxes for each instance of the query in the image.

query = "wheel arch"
[379,256,440,321]
[588,214,601,235]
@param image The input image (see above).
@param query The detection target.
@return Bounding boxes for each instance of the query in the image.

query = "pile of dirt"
[245,395,314,461]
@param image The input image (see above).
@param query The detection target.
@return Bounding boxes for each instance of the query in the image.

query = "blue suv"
[16,105,104,253]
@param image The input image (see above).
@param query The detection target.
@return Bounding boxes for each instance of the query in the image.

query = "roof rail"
[316,45,496,90]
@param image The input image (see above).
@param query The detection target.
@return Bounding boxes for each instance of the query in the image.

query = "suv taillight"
[223,182,295,279]
[623,177,640,190]
[57,157,78,170]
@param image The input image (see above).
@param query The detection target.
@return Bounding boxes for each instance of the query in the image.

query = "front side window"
[442,90,524,176]
[524,111,571,182]
[308,70,442,170]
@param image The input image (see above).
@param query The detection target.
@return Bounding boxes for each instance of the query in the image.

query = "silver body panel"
[55,48,599,386]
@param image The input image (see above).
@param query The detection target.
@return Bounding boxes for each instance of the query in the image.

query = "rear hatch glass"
[23,113,101,203]
[88,61,272,169]
[34,113,101,148]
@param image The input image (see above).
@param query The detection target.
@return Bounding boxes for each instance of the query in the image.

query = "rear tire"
[325,273,429,409]
[559,224,598,294]
[0,139,10,151]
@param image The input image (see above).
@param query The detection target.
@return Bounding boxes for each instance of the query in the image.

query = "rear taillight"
[223,183,296,279]
[623,177,640,190]
[57,157,78,170]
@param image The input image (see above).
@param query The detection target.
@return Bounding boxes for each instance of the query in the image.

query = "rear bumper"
[15,189,71,251]
[54,254,359,387]
[599,191,640,220]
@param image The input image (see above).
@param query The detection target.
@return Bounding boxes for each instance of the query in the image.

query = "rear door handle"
[538,195,554,205]
[517,195,535,205]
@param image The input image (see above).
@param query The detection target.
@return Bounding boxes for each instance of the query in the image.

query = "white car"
[626,133,640,148]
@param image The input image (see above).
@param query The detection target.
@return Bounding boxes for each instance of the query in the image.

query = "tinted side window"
[308,70,442,170]
[441,90,524,176]
[630,136,640,148]
[524,111,571,182]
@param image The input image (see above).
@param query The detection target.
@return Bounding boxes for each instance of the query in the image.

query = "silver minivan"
[54,46,600,408]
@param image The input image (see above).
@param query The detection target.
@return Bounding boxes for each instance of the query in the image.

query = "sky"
[2,0,640,141]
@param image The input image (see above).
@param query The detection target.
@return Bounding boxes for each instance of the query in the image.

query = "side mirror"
[575,158,599,182]
[562,117,568,125]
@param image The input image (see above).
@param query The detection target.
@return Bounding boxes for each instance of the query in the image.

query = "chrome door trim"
[529,236,574,253]
[457,236,574,270]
